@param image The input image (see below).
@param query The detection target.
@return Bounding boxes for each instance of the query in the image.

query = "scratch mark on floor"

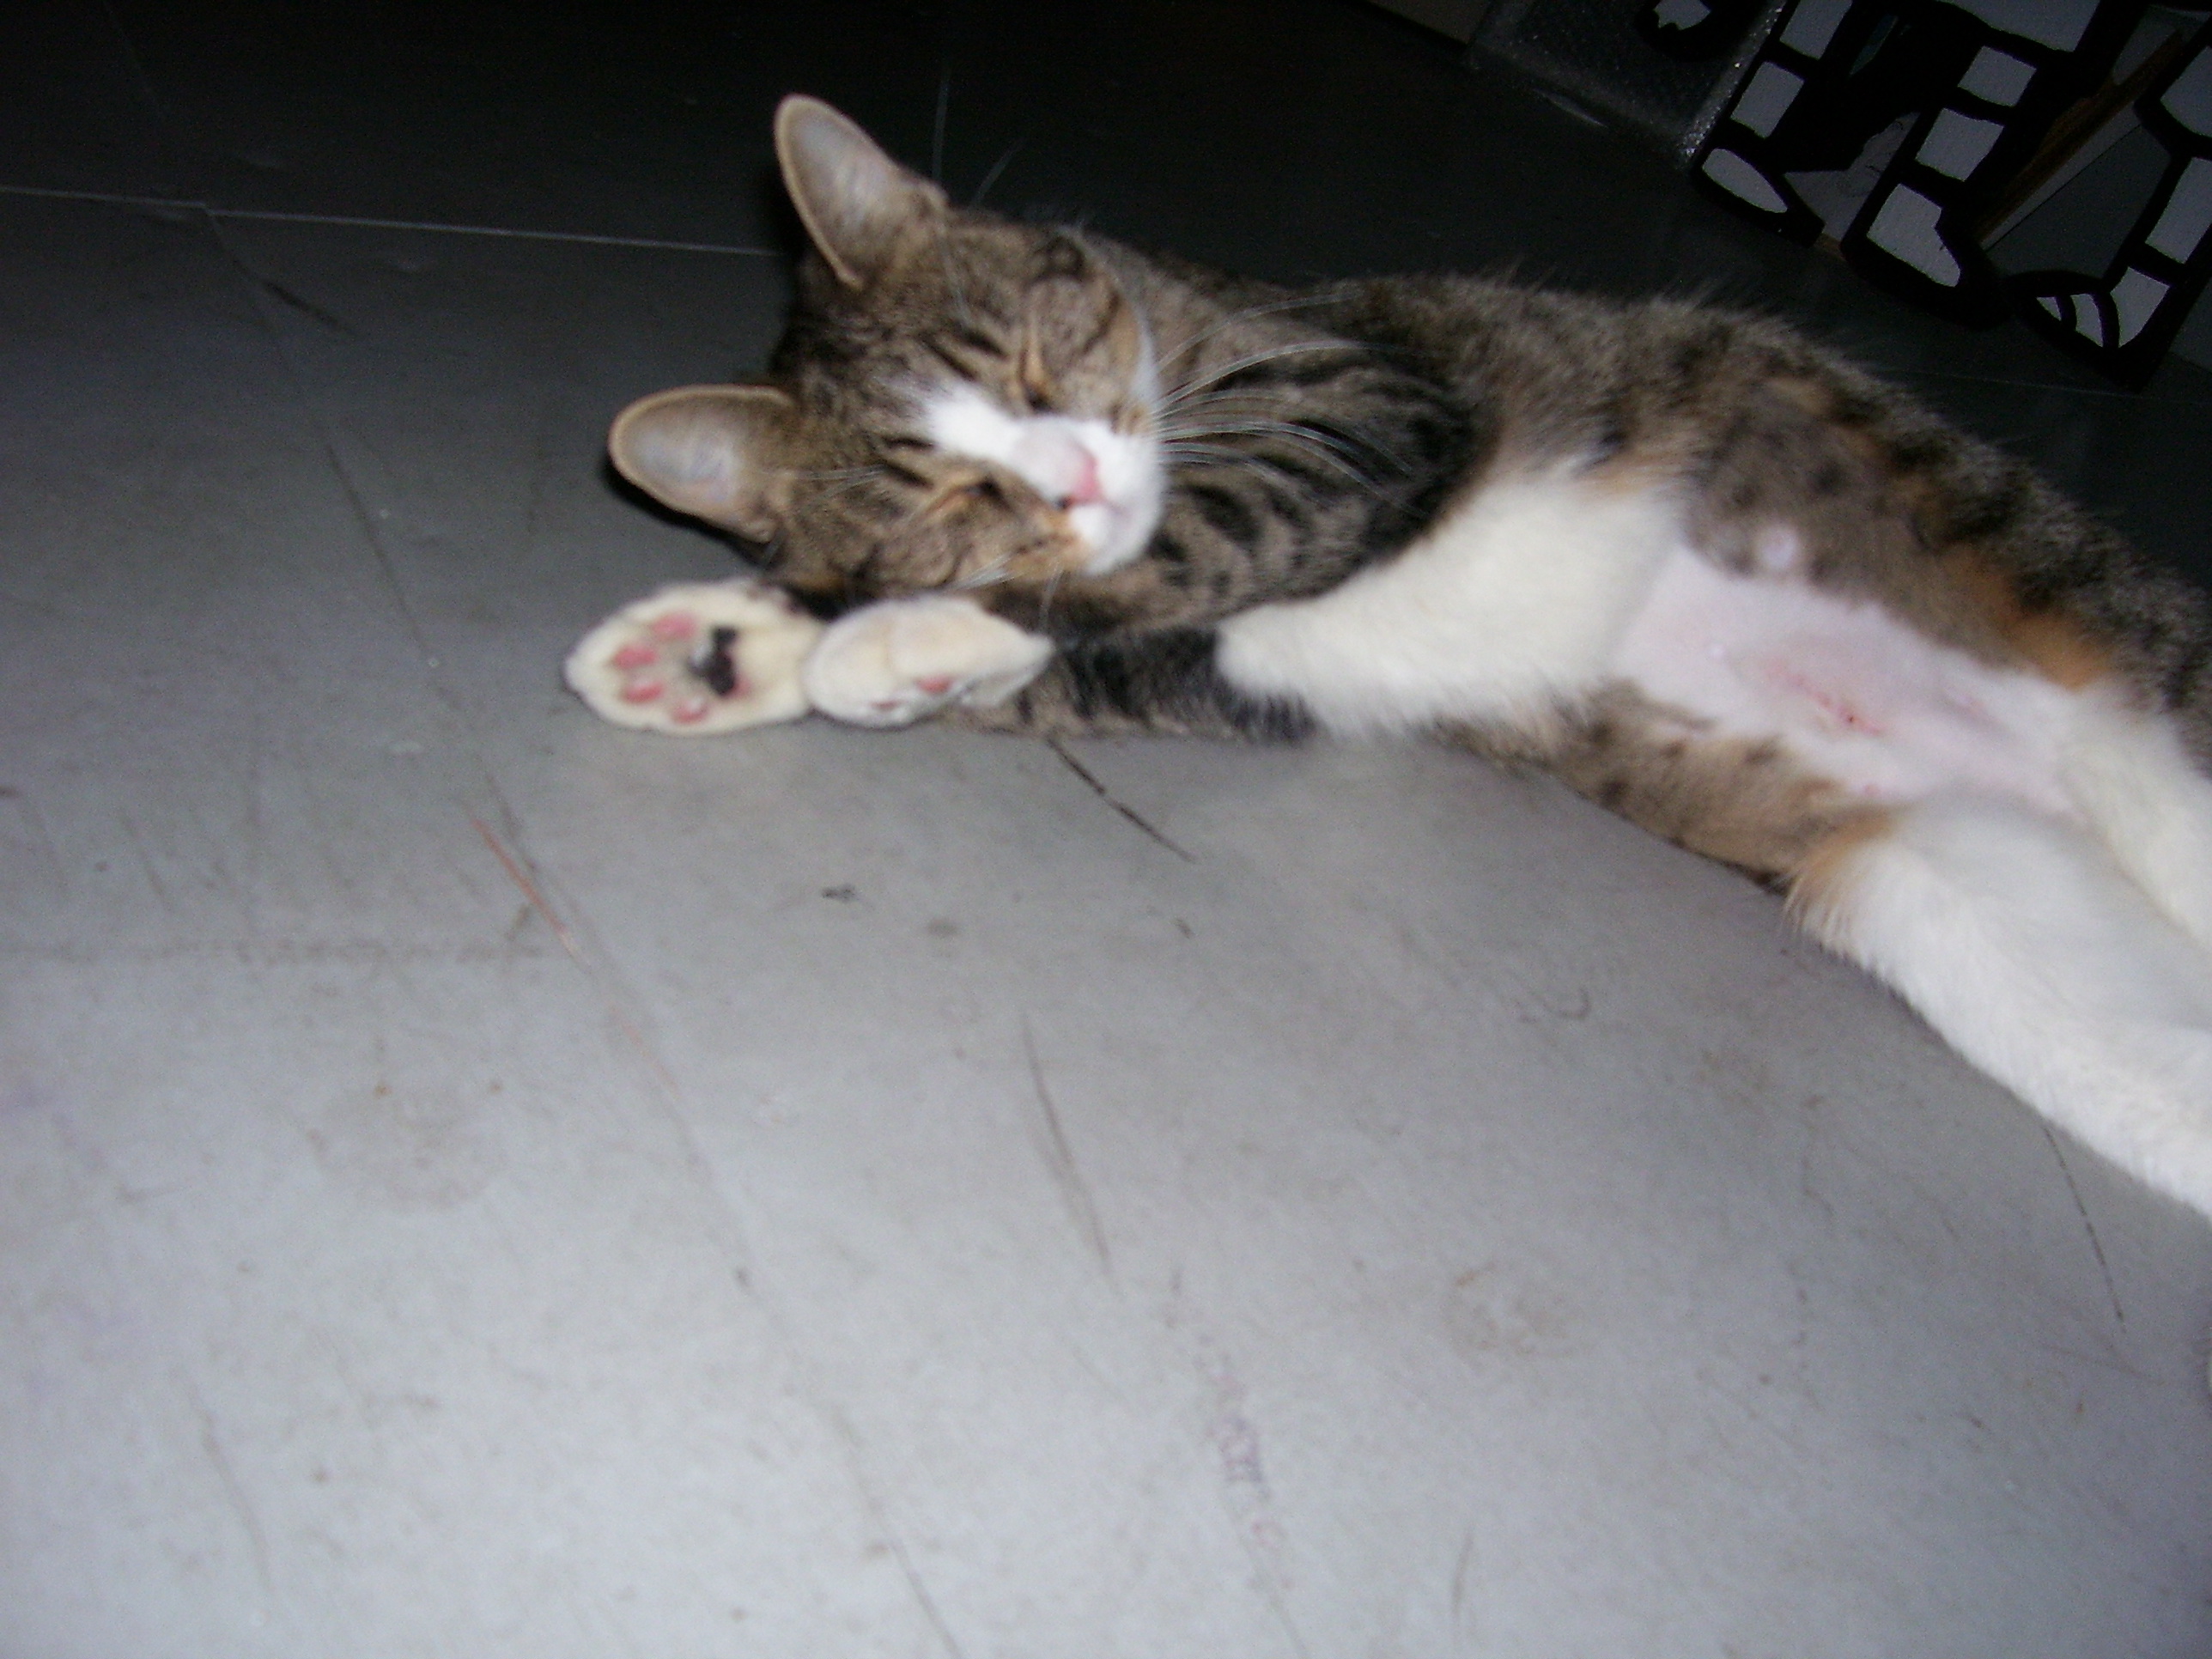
[0,785,69,895]
[2039,1121,2125,1330]
[1021,1016,1113,1278]
[466,804,775,1328]
[2039,1342,2162,1385]
[258,276,361,337]
[187,1381,274,1599]
[1045,738,1195,862]
[1697,1364,1807,1457]
[1450,1527,1477,1644]
[471,815,580,956]
[823,1402,972,1659]
[117,808,177,917]
[3,939,551,965]
[1795,1094,1838,1231]
[469,814,677,1094]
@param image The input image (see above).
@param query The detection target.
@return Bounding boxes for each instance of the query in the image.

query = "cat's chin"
[1071,502,1151,574]
[1071,471,1165,574]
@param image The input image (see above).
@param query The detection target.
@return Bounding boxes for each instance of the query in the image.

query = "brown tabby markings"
[1947,551,2112,690]
[1497,695,1875,884]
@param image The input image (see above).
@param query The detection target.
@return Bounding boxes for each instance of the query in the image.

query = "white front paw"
[565,579,823,735]
[801,596,1054,728]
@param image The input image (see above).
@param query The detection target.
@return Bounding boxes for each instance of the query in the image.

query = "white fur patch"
[1216,468,1683,735]
[801,593,1053,727]
[921,385,1164,574]
[1805,798,2212,1217]
[2057,692,2212,955]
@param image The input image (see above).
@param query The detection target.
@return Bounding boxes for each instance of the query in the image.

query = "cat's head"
[609,96,1165,614]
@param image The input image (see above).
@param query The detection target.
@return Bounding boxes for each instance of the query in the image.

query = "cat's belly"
[1613,547,2076,816]
[1214,470,2077,817]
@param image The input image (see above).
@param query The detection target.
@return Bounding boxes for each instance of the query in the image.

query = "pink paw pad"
[671,696,710,724]
[611,641,659,671]
[648,611,698,643]
[915,675,956,696]
[620,677,665,704]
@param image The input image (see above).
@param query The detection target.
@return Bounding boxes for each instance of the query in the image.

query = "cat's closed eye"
[937,475,1007,512]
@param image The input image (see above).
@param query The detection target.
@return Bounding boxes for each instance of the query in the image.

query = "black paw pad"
[698,626,739,696]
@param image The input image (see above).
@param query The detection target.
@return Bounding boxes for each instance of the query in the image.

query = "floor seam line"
[0,185,777,256]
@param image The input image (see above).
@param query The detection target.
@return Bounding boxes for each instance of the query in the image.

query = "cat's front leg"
[801,595,1054,728]
[565,578,822,734]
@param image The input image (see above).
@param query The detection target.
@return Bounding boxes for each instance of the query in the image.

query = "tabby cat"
[568,96,2212,1220]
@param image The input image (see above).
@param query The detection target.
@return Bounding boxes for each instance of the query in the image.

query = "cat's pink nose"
[1057,447,1103,510]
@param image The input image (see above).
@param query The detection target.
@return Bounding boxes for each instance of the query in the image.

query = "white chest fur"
[1216,468,1682,735]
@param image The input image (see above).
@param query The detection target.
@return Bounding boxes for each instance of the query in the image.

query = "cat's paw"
[801,595,1054,728]
[564,579,823,734]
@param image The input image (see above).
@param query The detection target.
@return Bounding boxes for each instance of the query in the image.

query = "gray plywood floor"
[3,3,2209,1654]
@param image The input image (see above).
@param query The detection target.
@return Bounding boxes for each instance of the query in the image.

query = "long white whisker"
[934,220,975,331]
[1154,295,1340,376]
[1157,340,1353,415]
[1160,422,1398,493]
[1166,384,1337,416]
[932,68,951,184]
[951,556,1011,590]
[970,137,1026,206]
[811,468,892,507]
[1159,416,1379,468]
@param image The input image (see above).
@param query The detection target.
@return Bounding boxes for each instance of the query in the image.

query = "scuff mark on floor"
[1046,738,1195,862]
[1449,1526,1478,1649]
[2039,1122,2126,1331]
[470,813,678,1096]
[0,784,68,896]
[186,1378,275,1601]
[1162,1283,1309,1657]
[117,808,178,918]
[1200,1341,1307,1656]
[1020,1016,1113,1279]
[823,1401,974,1659]
[258,276,362,337]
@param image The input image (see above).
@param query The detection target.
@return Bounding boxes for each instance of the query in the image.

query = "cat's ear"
[609,385,793,541]
[775,94,948,289]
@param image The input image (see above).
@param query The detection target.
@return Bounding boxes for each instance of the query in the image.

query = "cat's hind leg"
[1793,798,2212,1218]
[564,579,823,734]
[2060,694,2212,958]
